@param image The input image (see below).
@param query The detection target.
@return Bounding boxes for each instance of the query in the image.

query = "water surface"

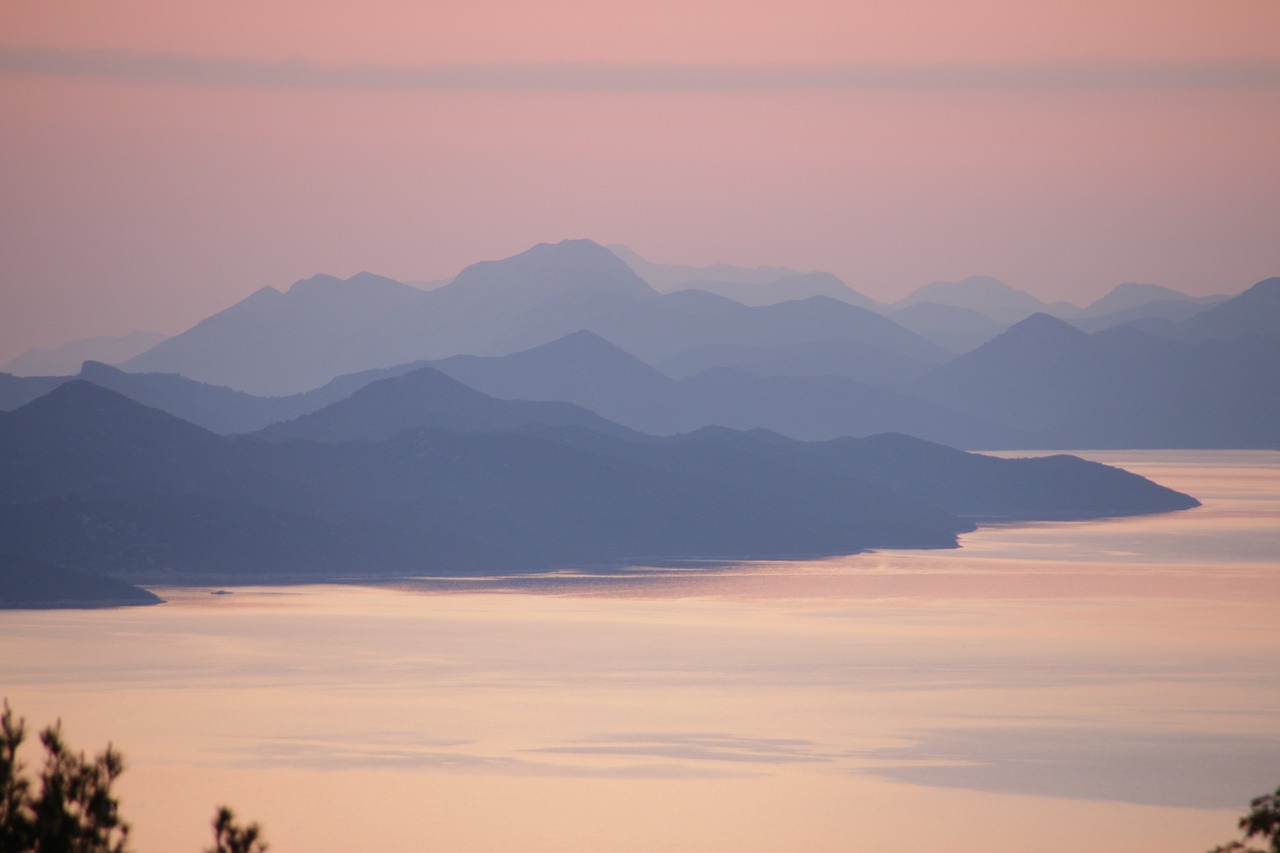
[2,451,1277,852]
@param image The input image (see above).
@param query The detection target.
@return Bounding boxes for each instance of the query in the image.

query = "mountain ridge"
[0,381,1197,590]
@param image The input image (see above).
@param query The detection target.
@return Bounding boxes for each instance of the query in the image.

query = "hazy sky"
[2,0,1278,361]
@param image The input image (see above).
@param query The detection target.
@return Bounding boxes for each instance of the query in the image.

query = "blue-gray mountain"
[893,275,1078,325]
[1175,276,1280,342]
[887,302,1006,354]
[3,244,1274,449]
[907,301,1280,449]
[0,331,168,377]
[0,381,1196,592]
[116,240,945,395]
[253,364,643,443]
[429,330,1026,447]
[0,360,446,434]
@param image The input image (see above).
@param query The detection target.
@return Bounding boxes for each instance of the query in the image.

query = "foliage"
[1,703,33,853]
[30,721,129,853]
[206,807,267,853]
[0,701,265,853]
[1,701,128,853]
[1209,786,1280,853]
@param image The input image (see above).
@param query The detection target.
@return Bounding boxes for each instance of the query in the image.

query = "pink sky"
[2,0,1278,362]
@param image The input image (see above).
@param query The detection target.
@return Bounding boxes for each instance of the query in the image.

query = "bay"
[1,450,1277,852]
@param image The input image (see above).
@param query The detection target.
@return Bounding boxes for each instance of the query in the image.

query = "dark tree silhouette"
[0,701,128,853]
[1209,786,1280,853]
[206,807,267,853]
[29,721,129,853]
[1,703,34,853]
[0,701,265,853]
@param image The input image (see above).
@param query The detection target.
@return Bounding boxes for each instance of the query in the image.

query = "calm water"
[2,450,1277,852]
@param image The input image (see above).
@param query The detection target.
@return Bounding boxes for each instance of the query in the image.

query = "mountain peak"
[951,312,1090,363]
[508,330,667,378]
[1241,276,1280,298]
[528,328,622,354]
[286,273,343,294]
[285,271,413,298]
[244,285,285,303]
[898,276,1061,324]
[1179,276,1280,341]
[544,237,611,254]
[253,362,633,443]
[911,276,1027,302]
[1,331,170,379]
[1000,312,1088,341]
[935,275,1016,293]
[444,239,658,303]
[22,378,149,416]
[1081,282,1190,317]
[2,380,218,456]
[77,360,127,381]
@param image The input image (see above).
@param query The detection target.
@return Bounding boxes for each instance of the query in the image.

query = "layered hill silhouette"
[9,238,1270,607]
[4,273,1273,449]
[1068,297,1223,334]
[0,372,64,412]
[1174,277,1280,342]
[890,280,1229,349]
[119,241,662,394]
[0,360,427,434]
[654,338,938,385]
[887,302,1006,353]
[2,331,167,377]
[122,270,435,395]
[607,244,803,292]
[117,240,945,395]
[887,277,1228,339]
[891,276,1077,324]
[0,381,1196,589]
[254,364,642,442]
[1078,282,1203,317]
[429,330,1022,446]
[7,241,1274,452]
[907,311,1280,448]
[587,292,947,364]
[664,272,884,311]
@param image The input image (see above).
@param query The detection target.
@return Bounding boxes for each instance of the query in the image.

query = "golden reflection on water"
[1,451,1277,852]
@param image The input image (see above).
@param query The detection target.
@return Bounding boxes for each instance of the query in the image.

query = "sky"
[2,0,1279,362]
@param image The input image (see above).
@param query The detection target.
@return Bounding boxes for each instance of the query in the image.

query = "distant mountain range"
[608,248,1234,348]
[907,287,1280,448]
[1,246,1275,450]
[121,270,436,396]
[1,331,167,377]
[888,302,1006,354]
[7,237,1261,605]
[894,275,1080,325]
[608,247,1228,329]
[606,244,805,292]
[114,241,949,396]
[92,239,1229,394]
[429,330,1024,447]
[0,360,431,434]
[0,381,1197,593]
[9,241,1238,389]
[254,363,642,443]
[1176,277,1280,342]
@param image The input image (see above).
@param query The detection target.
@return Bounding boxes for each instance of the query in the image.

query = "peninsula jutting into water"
[9,237,1273,602]
[0,375,1197,601]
